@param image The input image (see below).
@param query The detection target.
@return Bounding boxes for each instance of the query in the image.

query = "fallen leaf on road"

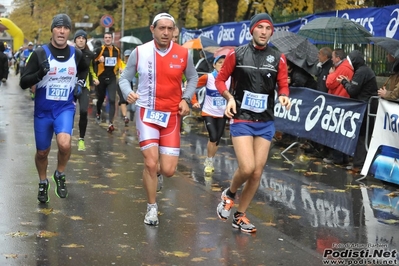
[37,230,58,238]
[6,231,29,237]
[61,244,84,248]
[3,254,18,259]
[69,216,83,220]
[103,190,117,195]
[287,215,301,220]
[92,184,109,189]
[201,247,216,252]
[191,257,207,262]
[38,208,59,215]
[172,251,190,257]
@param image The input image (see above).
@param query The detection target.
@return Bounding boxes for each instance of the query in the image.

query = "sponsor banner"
[361,99,399,183]
[182,5,399,46]
[274,87,367,156]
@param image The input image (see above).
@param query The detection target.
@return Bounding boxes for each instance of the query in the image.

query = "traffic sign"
[100,14,114,28]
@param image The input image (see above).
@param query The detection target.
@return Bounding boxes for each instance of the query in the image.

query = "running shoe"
[78,139,86,151]
[107,124,115,133]
[144,206,159,226]
[156,174,163,192]
[232,212,257,233]
[124,117,129,127]
[96,112,101,123]
[52,172,68,198]
[217,188,234,220]
[37,182,50,203]
[204,158,214,173]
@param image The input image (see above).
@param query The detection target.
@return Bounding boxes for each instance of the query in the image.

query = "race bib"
[46,85,69,101]
[143,109,171,128]
[212,97,226,108]
[241,90,268,113]
[105,57,117,66]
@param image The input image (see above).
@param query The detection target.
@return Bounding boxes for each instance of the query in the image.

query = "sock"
[55,170,63,178]
[234,211,244,218]
[39,179,48,184]
[147,203,158,211]
[226,188,236,199]
[79,138,84,141]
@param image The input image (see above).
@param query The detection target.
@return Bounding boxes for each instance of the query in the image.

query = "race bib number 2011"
[46,85,70,101]
[241,90,268,113]
[143,109,171,128]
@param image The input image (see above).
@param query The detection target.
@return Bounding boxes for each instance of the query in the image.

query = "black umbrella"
[367,36,399,58]
[270,31,319,75]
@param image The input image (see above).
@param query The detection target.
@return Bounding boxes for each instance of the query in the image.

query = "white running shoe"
[217,188,234,220]
[144,206,159,226]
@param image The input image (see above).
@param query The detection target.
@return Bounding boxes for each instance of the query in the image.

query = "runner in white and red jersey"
[119,13,198,226]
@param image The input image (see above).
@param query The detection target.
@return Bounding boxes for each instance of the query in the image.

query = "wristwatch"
[182,98,190,105]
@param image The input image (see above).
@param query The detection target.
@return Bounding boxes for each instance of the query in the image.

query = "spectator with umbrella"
[378,53,399,100]
[287,60,317,89]
[315,47,333,93]
[370,37,399,101]
[337,50,378,172]
[323,48,354,165]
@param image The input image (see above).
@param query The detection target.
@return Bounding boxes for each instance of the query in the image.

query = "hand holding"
[192,103,201,109]
[37,60,50,79]
[279,95,291,110]
[378,87,387,97]
[224,98,236,119]
[74,79,85,98]
[127,91,139,104]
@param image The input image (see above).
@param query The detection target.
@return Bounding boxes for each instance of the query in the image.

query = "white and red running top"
[119,40,198,114]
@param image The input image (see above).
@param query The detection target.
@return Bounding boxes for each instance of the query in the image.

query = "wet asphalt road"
[1,73,399,266]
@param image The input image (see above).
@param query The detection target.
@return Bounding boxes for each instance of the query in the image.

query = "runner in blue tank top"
[20,13,88,204]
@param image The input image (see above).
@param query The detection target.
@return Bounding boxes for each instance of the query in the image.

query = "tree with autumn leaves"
[8,0,399,46]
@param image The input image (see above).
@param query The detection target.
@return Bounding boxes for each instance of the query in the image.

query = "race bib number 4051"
[241,90,268,113]
[143,109,171,128]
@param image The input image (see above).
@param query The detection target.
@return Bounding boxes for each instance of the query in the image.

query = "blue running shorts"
[34,110,75,150]
[230,121,275,141]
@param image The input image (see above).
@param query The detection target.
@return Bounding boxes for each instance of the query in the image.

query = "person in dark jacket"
[337,49,378,172]
[214,13,290,233]
[74,29,96,151]
[287,60,317,89]
[0,42,9,83]
[315,47,333,93]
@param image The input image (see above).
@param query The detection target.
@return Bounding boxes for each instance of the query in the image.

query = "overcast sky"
[0,0,13,13]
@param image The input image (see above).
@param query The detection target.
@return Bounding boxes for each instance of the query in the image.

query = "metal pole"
[121,0,125,55]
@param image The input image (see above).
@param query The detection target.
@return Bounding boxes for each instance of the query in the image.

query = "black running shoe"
[37,182,50,203]
[52,172,68,198]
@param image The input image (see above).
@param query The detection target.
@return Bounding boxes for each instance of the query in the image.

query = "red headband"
[250,19,274,35]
